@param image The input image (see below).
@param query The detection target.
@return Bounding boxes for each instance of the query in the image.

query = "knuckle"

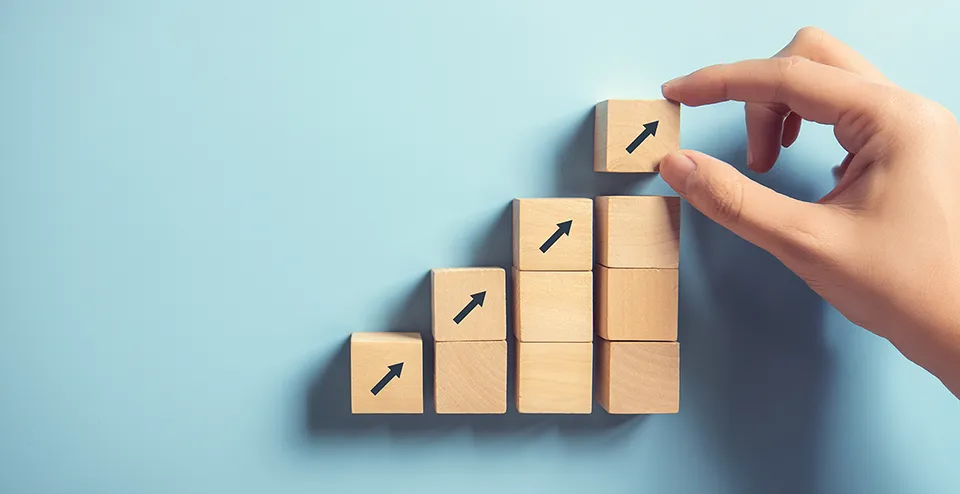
[778,55,808,73]
[773,56,807,102]
[792,26,829,49]
[888,94,960,135]
[714,63,733,101]
[866,85,905,120]
[915,99,957,126]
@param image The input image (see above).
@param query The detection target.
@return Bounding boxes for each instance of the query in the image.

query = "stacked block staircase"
[350,99,682,415]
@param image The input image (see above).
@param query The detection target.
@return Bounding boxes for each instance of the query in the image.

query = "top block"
[594,99,680,173]
[513,198,593,271]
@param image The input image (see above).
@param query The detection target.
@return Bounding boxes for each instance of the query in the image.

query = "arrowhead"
[388,362,404,378]
[644,121,659,136]
[556,220,573,236]
[471,291,486,307]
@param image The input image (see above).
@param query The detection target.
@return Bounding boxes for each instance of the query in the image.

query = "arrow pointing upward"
[370,362,403,396]
[453,291,486,324]
[625,121,659,154]
[539,220,573,253]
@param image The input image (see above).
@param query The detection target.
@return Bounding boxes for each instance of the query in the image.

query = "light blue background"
[2,1,959,493]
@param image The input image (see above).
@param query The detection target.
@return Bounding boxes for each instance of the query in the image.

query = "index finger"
[662,57,888,126]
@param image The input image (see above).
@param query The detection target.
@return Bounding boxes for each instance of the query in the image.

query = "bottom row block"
[597,340,680,414]
[351,332,424,414]
[516,341,593,414]
[435,340,507,414]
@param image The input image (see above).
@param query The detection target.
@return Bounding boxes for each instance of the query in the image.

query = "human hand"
[658,27,960,397]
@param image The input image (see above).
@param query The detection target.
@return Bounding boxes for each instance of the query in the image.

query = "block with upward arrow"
[350,332,423,414]
[512,198,592,271]
[594,99,680,173]
[431,268,506,341]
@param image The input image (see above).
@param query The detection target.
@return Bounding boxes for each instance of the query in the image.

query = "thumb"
[659,150,830,262]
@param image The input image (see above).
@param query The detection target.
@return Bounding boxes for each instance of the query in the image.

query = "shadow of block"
[679,140,836,494]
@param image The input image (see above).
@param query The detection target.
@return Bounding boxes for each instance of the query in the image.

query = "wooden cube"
[596,195,680,269]
[597,340,679,414]
[596,265,678,341]
[435,340,507,414]
[513,268,592,342]
[431,267,506,342]
[516,341,592,414]
[350,332,423,414]
[512,198,593,271]
[594,99,681,173]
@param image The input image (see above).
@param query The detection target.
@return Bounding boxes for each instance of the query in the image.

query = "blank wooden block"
[596,195,680,268]
[594,99,680,173]
[431,267,506,342]
[516,341,592,414]
[597,340,679,414]
[435,340,507,414]
[596,265,678,341]
[350,332,423,414]
[513,268,592,342]
[512,198,593,271]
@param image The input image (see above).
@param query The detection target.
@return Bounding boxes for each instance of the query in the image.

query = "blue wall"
[1,1,958,493]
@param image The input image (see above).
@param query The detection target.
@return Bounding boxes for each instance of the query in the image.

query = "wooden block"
[512,198,593,271]
[596,195,680,268]
[350,332,423,414]
[597,340,679,414]
[594,99,681,173]
[516,341,592,414]
[596,265,678,341]
[513,268,592,342]
[431,267,506,342]
[435,340,507,414]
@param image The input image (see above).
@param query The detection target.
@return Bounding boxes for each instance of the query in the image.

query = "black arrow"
[453,291,486,324]
[625,121,659,154]
[370,362,404,396]
[539,220,573,253]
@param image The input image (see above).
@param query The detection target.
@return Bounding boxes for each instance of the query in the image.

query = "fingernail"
[746,148,755,171]
[662,75,684,88]
[661,76,686,97]
[660,152,697,195]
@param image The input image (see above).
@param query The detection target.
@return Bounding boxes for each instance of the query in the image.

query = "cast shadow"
[302,203,642,441]
[679,142,835,493]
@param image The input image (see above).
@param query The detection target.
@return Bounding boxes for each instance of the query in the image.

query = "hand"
[659,27,960,398]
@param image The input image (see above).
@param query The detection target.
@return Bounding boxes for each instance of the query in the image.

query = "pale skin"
[658,27,960,399]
